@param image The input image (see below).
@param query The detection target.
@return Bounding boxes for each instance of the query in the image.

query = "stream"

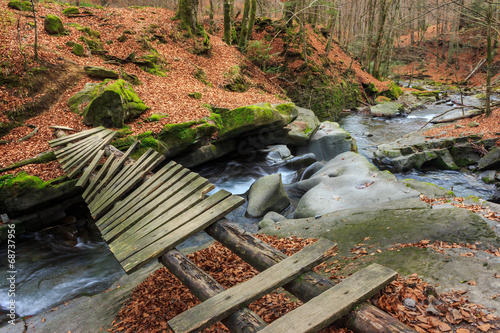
[1,93,497,319]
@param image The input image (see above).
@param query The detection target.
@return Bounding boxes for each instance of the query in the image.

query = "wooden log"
[168,238,338,333]
[160,249,268,333]
[205,219,416,333]
[257,264,397,333]
[347,303,416,333]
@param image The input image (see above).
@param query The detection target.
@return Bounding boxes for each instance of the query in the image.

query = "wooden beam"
[76,149,105,187]
[257,264,397,333]
[82,154,116,201]
[167,238,337,333]
[48,126,105,147]
[205,220,416,333]
[160,249,268,333]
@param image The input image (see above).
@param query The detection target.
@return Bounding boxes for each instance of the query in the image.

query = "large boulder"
[84,66,119,79]
[296,122,357,161]
[67,82,99,114]
[246,173,291,218]
[293,152,420,218]
[370,102,404,117]
[478,146,500,170]
[44,14,65,35]
[157,118,219,158]
[77,79,149,128]
[282,107,320,145]
[215,103,297,140]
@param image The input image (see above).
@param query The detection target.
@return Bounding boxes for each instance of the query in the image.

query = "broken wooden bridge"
[50,127,415,333]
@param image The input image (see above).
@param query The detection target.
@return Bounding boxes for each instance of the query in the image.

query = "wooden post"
[205,219,416,333]
[159,249,268,333]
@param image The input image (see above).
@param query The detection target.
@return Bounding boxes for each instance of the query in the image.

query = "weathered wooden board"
[82,154,116,201]
[168,238,337,333]
[55,135,100,159]
[61,130,115,171]
[117,193,245,273]
[257,264,397,333]
[109,179,214,250]
[96,161,178,229]
[100,170,199,240]
[75,150,105,187]
[66,131,117,177]
[49,125,76,131]
[49,126,105,147]
[91,154,166,219]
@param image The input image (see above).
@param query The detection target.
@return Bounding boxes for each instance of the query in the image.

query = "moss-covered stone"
[8,0,32,11]
[62,6,79,16]
[0,172,47,198]
[145,114,167,122]
[84,66,119,79]
[411,90,440,98]
[80,26,100,38]
[375,96,391,104]
[117,34,127,42]
[188,92,202,99]
[157,118,218,158]
[72,42,85,56]
[81,79,149,128]
[380,81,403,100]
[223,66,249,92]
[135,54,167,77]
[274,102,298,123]
[119,70,141,85]
[111,135,136,151]
[67,82,99,114]
[79,36,103,51]
[44,14,66,35]
[215,103,289,140]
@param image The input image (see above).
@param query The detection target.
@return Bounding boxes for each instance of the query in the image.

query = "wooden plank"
[89,150,160,210]
[65,131,117,176]
[76,150,105,187]
[257,264,397,333]
[58,136,100,165]
[48,126,105,147]
[82,154,117,201]
[61,130,115,171]
[118,192,245,274]
[84,142,141,203]
[105,174,208,242]
[167,238,338,333]
[55,135,101,159]
[96,161,178,228]
[109,178,213,249]
[98,167,192,236]
[91,154,166,219]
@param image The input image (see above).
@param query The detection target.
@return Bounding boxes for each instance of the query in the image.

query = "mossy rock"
[274,102,298,124]
[157,118,218,158]
[119,70,141,85]
[123,29,136,35]
[380,81,403,100]
[215,103,289,140]
[80,26,100,38]
[67,82,99,114]
[117,34,127,42]
[135,54,167,77]
[8,0,32,11]
[0,172,47,199]
[72,42,85,56]
[44,14,66,35]
[411,90,440,98]
[111,135,136,151]
[375,96,391,104]
[79,36,103,51]
[62,6,79,16]
[79,79,149,128]
[84,66,119,79]
[146,114,167,122]
[188,92,202,99]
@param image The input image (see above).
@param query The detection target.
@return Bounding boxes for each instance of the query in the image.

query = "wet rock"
[294,152,420,218]
[246,173,291,218]
[478,146,500,170]
[281,107,320,145]
[296,122,357,161]
[263,145,292,163]
[297,161,325,181]
[480,170,497,184]
[284,153,317,169]
[370,102,404,117]
[174,140,237,168]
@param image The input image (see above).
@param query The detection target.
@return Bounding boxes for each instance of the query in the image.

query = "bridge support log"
[205,219,416,333]
[159,249,268,333]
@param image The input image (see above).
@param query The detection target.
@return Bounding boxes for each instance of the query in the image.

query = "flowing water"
[2,93,497,318]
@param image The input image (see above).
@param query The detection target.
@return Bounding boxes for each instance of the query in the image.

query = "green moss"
[119,70,141,85]
[8,0,32,11]
[0,172,47,198]
[466,195,481,203]
[116,126,133,138]
[223,66,249,92]
[188,92,202,99]
[111,136,135,151]
[66,22,82,29]
[193,68,211,86]
[72,42,85,56]
[411,90,440,98]
[0,152,57,173]
[380,81,403,100]
[375,96,391,104]
[80,26,100,38]
[79,36,103,51]
[117,34,127,42]
[275,102,295,116]
[365,82,378,95]
[62,6,79,16]
[146,114,167,122]
[44,14,66,35]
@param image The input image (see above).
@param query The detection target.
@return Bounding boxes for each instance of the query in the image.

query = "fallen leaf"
[41,318,46,323]
[438,322,451,331]
[457,329,470,333]
[466,280,476,286]
[478,324,491,332]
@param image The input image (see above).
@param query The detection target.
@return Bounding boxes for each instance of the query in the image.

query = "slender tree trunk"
[208,0,214,34]
[30,0,38,61]
[485,2,493,117]
[284,1,296,27]
[246,0,257,42]
[238,0,251,48]
[372,0,389,80]
[223,0,231,44]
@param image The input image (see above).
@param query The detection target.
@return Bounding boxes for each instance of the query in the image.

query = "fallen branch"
[419,106,474,130]
[431,110,482,123]
[465,58,486,82]
[17,124,38,142]
[0,151,56,173]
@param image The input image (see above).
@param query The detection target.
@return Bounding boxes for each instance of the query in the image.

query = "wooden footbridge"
[49,127,415,333]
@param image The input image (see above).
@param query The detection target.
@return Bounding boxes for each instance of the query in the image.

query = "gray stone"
[282,107,320,145]
[370,102,404,117]
[297,161,325,181]
[400,178,455,198]
[294,152,420,218]
[263,211,286,222]
[246,173,291,218]
[480,170,497,184]
[174,140,237,168]
[67,82,99,114]
[263,145,292,163]
[478,146,500,170]
[84,66,119,79]
[284,153,317,169]
[296,122,357,161]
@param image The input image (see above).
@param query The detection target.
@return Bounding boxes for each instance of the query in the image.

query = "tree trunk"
[205,219,417,333]
[485,2,493,117]
[246,0,257,42]
[29,0,38,61]
[371,0,389,80]
[223,0,231,44]
[208,0,214,34]
[238,0,251,48]
[160,249,268,333]
[176,0,200,35]
[347,303,416,333]
[284,1,296,27]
